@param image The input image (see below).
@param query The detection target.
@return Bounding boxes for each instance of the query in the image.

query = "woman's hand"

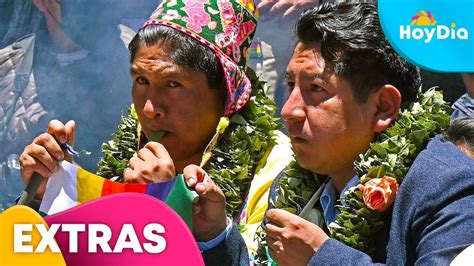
[124,142,176,183]
[19,119,75,200]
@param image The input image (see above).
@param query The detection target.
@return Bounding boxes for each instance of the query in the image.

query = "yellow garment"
[238,130,293,253]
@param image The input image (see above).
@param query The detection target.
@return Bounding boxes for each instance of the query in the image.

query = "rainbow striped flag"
[39,161,197,229]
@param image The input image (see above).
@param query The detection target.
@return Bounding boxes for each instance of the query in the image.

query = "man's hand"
[265,209,329,266]
[124,142,176,183]
[183,165,228,242]
[19,119,75,200]
[257,0,320,19]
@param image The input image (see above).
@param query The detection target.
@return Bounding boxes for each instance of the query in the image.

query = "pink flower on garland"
[358,176,399,212]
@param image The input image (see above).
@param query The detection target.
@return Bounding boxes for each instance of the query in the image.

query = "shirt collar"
[319,175,360,225]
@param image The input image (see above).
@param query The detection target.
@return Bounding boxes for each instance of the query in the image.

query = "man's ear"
[372,85,401,133]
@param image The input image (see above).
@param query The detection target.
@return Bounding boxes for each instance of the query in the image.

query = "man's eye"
[136,77,148,85]
[168,81,181,88]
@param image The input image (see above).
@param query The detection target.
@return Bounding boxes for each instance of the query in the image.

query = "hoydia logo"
[378,0,473,72]
[400,10,469,43]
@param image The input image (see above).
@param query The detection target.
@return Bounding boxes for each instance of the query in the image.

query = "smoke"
[0,0,159,207]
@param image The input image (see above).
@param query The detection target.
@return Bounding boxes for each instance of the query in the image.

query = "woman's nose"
[143,99,165,119]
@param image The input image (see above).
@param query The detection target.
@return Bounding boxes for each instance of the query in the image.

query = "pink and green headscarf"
[143,0,258,116]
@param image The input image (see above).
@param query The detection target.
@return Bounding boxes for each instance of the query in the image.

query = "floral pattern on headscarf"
[143,0,258,116]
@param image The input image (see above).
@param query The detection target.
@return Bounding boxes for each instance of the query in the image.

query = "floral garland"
[254,88,451,263]
[97,68,282,218]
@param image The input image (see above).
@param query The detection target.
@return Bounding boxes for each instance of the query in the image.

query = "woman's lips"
[145,129,169,141]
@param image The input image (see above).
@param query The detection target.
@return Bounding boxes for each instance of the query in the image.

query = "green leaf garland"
[255,160,325,264]
[97,107,139,181]
[330,88,451,254]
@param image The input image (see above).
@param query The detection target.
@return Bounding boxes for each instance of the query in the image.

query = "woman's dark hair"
[295,2,421,107]
[444,116,474,152]
[128,25,226,91]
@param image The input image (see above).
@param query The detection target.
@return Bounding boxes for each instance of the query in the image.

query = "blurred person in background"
[451,73,474,119]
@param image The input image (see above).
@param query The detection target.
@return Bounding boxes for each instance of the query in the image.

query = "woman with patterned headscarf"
[19,0,293,262]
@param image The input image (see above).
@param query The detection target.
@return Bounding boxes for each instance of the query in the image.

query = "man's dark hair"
[128,25,225,91]
[444,117,474,153]
[295,3,421,106]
